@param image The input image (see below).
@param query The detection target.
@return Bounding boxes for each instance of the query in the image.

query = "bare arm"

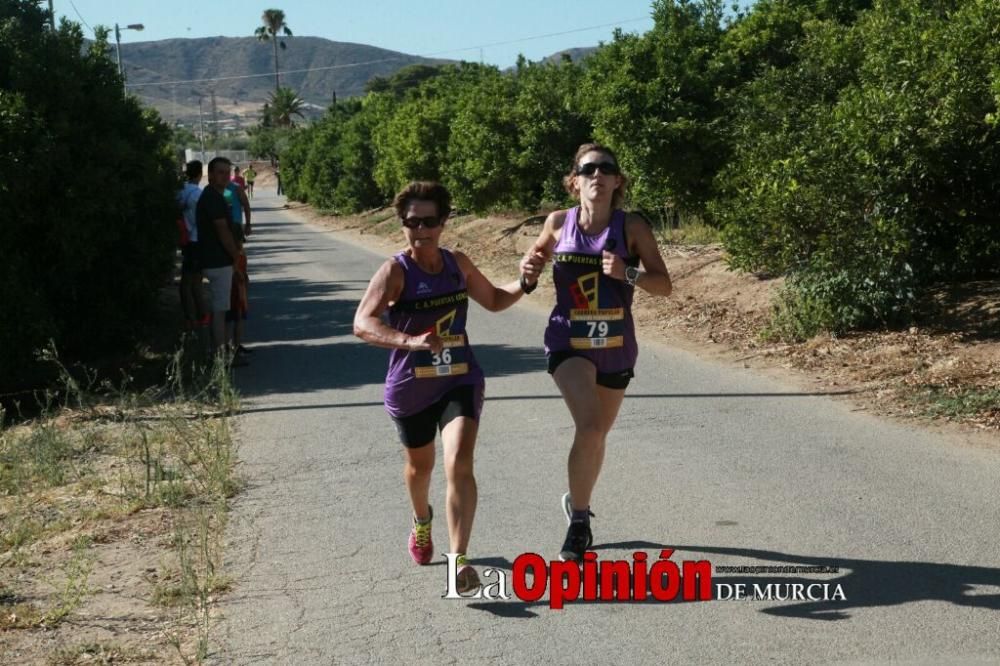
[625,214,672,297]
[454,251,524,313]
[353,260,443,353]
[519,209,566,284]
[238,186,252,233]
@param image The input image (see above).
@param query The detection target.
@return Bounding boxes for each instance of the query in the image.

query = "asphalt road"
[212,192,1000,665]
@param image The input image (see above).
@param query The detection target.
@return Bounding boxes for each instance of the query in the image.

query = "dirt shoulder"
[1,288,239,664]
[285,202,998,444]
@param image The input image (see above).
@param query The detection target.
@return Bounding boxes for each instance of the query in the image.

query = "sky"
[56,0,659,69]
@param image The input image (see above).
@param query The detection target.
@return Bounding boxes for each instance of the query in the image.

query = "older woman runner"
[354,181,531,592]
[520,143,673,562]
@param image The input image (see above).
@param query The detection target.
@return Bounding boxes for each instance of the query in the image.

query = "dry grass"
[1,348,241,664]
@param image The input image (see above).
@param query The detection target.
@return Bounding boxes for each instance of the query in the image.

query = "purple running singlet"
[383,249,485,418]
[544,207,639,374]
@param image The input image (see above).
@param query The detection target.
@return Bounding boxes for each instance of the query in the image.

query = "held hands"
[519,248,548,286]
[602,251,626,280]
[407,331,444,355]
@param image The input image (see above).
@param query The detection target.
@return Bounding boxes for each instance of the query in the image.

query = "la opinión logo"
[443,550,713,609]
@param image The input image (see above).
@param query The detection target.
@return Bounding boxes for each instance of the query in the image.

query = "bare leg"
[553,358,625,511]
[440,416,479,554]
[403,442,435,521]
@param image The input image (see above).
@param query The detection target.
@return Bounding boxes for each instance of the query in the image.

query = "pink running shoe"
[408,506,434,565]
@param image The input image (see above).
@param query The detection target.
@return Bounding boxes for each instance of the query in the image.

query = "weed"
[913,386,1000,420]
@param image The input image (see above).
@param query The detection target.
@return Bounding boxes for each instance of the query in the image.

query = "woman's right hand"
[407,331,444,354]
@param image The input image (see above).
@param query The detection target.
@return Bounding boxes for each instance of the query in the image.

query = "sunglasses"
[575,161,620,177]
[401,216,444,229]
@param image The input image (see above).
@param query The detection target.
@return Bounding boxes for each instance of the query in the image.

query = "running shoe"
[455,554,481,594]
[408,505,434,565]
[559,520,593,562]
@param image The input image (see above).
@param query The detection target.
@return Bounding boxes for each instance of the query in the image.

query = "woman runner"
[520,143,673,562]
[354,181,532,591]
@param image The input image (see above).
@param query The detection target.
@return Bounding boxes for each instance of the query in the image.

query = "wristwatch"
[624,266,640,287]
[520,274,538,294]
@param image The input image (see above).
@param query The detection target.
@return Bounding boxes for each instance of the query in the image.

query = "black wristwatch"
[520,275,538,294]
[624,266,640,287]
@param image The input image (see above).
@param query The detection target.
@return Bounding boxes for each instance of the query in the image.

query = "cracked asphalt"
[212,193,1000,665]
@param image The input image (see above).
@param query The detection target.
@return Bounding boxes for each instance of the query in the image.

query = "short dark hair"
[392,181,452,220]
[207,156,232,173]
[185,160,203,180]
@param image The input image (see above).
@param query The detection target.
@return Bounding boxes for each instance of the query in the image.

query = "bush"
[0,3,178,388]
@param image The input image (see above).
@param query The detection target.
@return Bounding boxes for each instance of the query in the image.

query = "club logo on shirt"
[436,310,457,335]
[570,272,599,309]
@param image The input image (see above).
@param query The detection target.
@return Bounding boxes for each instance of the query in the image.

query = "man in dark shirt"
[197,156,241,356]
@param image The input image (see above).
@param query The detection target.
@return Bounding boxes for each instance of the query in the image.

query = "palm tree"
[268,87,306,128]
[254,9,293,93]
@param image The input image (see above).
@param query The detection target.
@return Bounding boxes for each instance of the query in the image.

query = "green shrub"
[0,3,178,388]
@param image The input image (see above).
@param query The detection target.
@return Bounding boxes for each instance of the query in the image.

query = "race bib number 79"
[569,308,624,350]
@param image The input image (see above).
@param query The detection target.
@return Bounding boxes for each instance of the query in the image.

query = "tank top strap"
[559,207,580,246]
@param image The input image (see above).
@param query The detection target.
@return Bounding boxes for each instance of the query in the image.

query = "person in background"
[227,225,251,364]
[224,173,252,238]
[231,165,247,191]
[244,163,257,198]
[196,157,241,357]
[176,160,206,331]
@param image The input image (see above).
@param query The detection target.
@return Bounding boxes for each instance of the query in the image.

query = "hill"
[118,36,455,128]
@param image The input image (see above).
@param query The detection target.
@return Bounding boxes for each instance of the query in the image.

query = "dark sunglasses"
[401,215,444,229]
[575,161,620,177]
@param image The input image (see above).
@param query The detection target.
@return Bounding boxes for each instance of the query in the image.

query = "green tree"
[582,0,729,220]
[0,2,179,386]
[254,8,293,93]
[267,87,306,127]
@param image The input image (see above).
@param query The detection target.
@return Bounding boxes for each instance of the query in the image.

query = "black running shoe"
[559,520,593,562]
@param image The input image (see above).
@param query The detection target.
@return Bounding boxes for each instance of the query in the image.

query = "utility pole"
[48,0,55,30]
[114,23,144,96]
[209,88,219,145]
[197,96,206,157]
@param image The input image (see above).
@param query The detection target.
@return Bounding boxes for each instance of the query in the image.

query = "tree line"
[276,0,999,338]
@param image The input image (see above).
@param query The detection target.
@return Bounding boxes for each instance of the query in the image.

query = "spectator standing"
[231,165,247,190]
[176,160,206,330]
[196,157,241,357]
[224,176,252,238]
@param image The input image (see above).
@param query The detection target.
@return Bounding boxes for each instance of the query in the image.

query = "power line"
[67,0,93,33]
[126,16,651,89]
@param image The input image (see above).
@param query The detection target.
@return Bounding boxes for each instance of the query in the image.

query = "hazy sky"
[56,0,659,69]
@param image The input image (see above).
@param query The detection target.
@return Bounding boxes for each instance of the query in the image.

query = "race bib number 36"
[569,308,624,350]
[414,335,469,378]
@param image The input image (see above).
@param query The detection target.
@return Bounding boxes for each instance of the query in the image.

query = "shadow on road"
[237,390,857,414]
[466,541,1000,620]
[236,274,549,396]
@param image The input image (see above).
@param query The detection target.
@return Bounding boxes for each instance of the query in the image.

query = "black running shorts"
[391,384,482,448]
[547,350,634,390]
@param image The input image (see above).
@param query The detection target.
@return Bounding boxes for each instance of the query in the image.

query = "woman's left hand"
[602,251,625,280]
